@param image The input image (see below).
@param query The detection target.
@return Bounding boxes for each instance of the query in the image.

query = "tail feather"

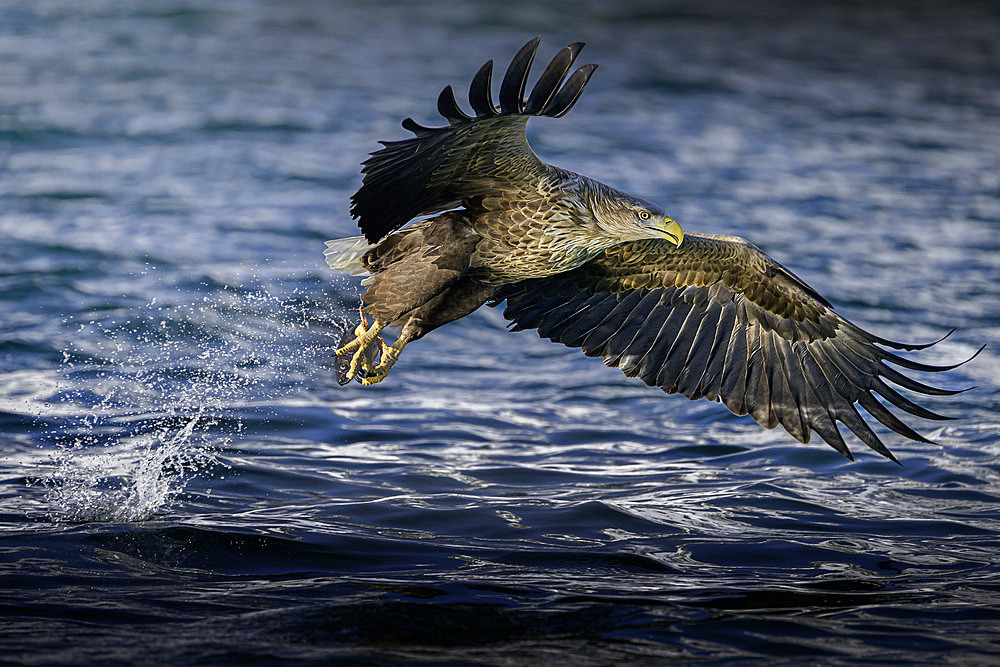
[324,236,373,276]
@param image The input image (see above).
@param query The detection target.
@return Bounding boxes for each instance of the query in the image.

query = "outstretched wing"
[499,233,975,462]
[351,37,598,243]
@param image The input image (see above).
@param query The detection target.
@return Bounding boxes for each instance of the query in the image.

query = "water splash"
[38,283,335,523]
[42,409,212,523]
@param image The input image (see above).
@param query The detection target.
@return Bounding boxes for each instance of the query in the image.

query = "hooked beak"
[648,217,684,247]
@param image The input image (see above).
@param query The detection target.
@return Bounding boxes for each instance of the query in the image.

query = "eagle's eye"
[637,210,651,221]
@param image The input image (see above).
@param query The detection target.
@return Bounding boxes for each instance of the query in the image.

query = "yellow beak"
[657,217,684,247]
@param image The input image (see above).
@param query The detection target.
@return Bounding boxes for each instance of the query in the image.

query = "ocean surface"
[2,0,1000,663]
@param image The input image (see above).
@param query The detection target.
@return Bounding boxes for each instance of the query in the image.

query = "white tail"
[324,236,373,276]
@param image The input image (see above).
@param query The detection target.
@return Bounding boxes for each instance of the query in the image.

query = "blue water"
[2,0,1000,663]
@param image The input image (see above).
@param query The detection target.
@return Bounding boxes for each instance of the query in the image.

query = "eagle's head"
[588,188,684,247]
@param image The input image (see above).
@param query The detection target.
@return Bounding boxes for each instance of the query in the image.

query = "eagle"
[325,38,974,463]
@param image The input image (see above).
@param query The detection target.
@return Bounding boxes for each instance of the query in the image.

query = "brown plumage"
[326,38,975,462]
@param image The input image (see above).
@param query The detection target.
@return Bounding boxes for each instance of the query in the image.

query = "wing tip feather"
[499,37,541,114]
[871,327,956,351]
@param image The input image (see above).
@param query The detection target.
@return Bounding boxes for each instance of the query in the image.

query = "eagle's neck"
[467,171,636,283]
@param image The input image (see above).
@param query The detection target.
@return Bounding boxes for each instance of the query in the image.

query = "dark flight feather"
[468,61,497,118]
[437,86,473,124]
[499,37,540,113]
[542,64,599,118]
[524,42,584,114]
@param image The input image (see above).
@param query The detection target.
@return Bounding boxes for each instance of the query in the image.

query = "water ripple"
[2,0,1000,663]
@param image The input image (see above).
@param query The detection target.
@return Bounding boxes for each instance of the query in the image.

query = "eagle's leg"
[359,335,410,386]
[335,319,387,382]
[342,321,377,375]
[357,307,389,375]
[356,279,499,386]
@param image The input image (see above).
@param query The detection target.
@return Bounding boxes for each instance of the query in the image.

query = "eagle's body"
[326,38,973,462]
[330,167,677,364]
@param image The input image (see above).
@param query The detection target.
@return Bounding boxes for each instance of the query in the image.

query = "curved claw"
[335,320,387,383]
[359,338,408,386]
[335,323,370,356]
[346,344,368,381]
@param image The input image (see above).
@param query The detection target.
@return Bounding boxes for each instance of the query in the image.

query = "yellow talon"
[335,334,363,356]
[336,320,387,382]
[355,323,383,374]
[334,306,406,385]
[359,338,408,385]
[335,315,375,354]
